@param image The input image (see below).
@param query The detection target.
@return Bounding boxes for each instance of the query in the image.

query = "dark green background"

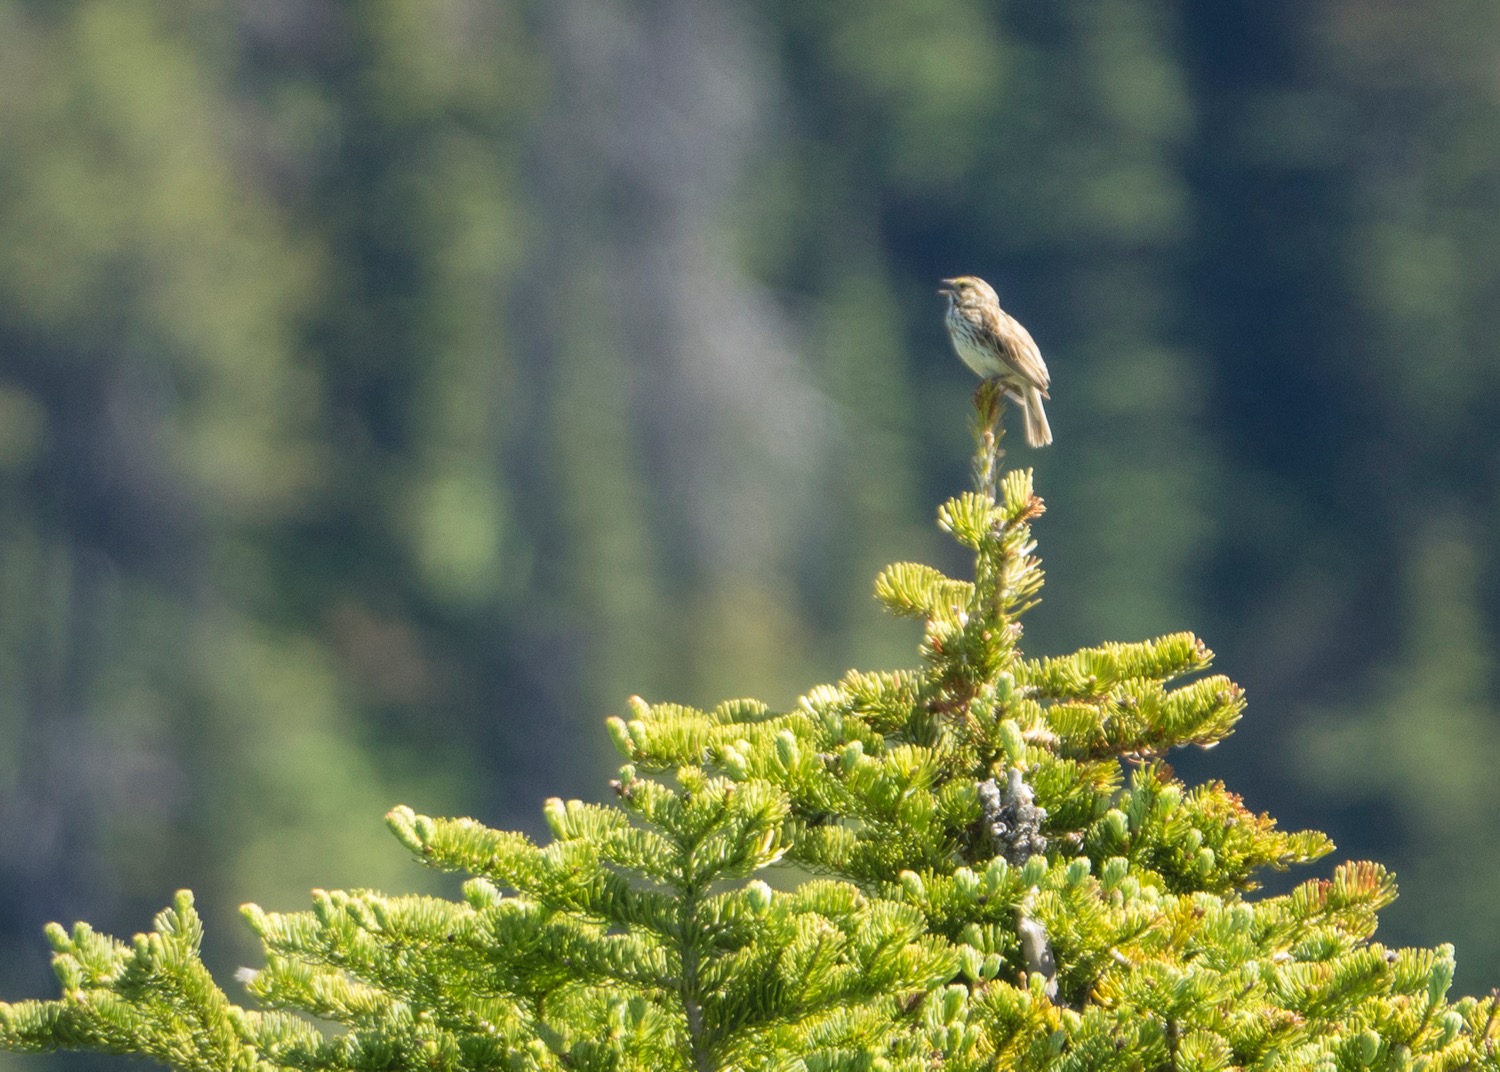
[2,3,1497,1050]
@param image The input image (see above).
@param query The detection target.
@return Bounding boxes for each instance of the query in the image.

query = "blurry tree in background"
[1180,0,1500,985]
[0,1,1497,1056]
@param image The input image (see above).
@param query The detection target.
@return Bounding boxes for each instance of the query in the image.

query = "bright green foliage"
[2,395,1497,1071]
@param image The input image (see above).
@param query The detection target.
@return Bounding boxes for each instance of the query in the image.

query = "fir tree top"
[2,383,1496,1071]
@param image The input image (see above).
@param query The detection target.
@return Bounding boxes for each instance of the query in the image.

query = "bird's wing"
[989,312,1050,393]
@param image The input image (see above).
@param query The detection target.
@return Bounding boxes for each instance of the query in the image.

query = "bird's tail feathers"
[1023,386,1052,448]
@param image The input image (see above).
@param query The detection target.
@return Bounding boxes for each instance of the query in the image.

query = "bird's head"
[939,275,997,307]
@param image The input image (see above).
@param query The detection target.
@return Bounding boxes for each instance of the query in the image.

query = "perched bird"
[939,275,1052,447]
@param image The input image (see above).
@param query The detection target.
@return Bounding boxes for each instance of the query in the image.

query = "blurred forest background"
[2,1,1499,1050]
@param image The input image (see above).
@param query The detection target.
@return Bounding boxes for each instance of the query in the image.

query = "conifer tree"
[2,384,1496,1071]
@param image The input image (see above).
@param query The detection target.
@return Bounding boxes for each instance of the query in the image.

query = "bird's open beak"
[938,279,955,296]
